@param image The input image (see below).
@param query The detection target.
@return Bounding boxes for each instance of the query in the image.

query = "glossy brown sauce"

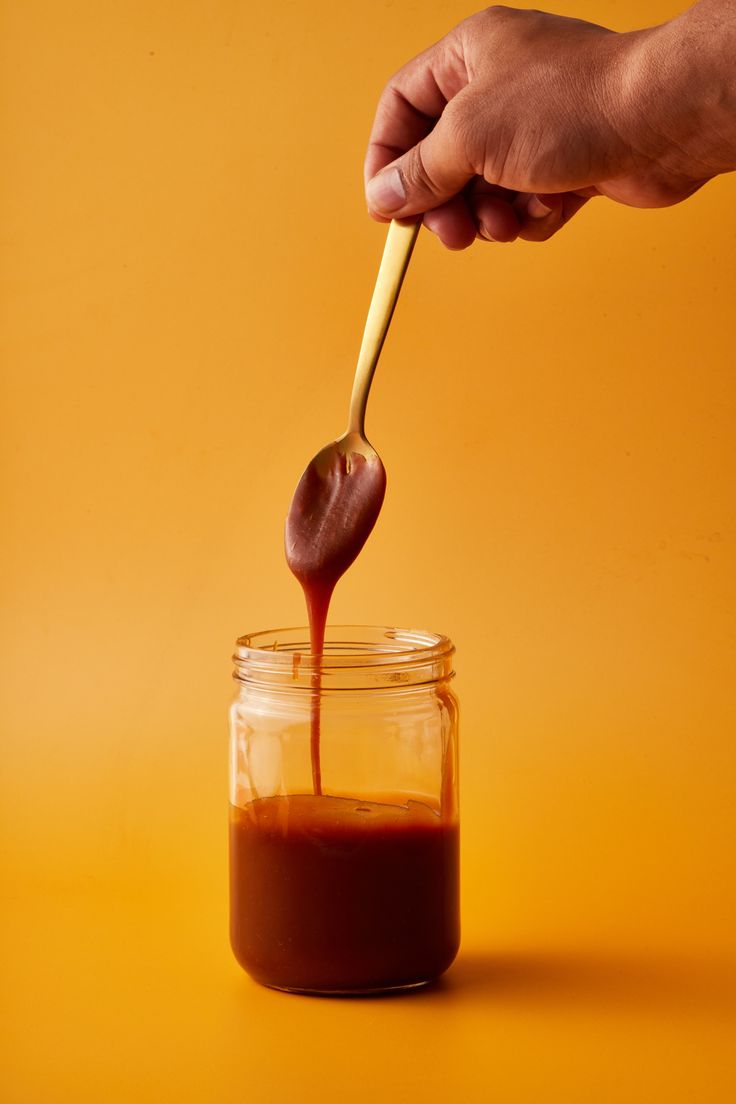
[229,794,459,992]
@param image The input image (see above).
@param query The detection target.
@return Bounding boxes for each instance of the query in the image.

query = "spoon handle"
[347,219,420,437]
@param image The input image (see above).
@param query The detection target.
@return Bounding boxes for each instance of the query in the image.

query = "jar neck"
[233,625,455,692]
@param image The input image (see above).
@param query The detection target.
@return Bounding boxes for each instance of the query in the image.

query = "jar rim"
[233,625,455,690]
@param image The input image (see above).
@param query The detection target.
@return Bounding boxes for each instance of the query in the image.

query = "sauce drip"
[284,440,386,793]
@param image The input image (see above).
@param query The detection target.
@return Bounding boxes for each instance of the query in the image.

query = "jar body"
[229,626,460,994]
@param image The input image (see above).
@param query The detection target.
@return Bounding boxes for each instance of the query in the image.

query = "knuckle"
[441,96,478,167]
[401,144,436,195]
[441,97,468,143]
[637,175,695,207]
[457,7,511,48]
[478,5,514,27]
[520,224,558,243]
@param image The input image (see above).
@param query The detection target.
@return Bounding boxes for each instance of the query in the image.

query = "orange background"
[2,1,735,1100]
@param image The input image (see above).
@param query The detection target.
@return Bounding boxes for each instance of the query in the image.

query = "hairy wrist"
[613,8,736,182]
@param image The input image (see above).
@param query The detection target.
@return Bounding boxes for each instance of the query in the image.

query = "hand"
[364,5,732,249]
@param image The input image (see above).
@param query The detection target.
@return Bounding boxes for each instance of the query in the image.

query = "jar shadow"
[418,946,736,1020]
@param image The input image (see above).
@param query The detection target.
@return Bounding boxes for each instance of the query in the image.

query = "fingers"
[423,195,477,250]
[365,39,473,220]
[364,47,452,186]
[514,192,591,241]
[472,184,521,243]
[420,186,592,248]
[366,105,475,220]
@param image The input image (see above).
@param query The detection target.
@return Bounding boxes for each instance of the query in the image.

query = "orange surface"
[2,1,735,1101]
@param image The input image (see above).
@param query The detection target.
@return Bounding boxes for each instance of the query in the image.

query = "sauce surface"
[229,794,460,992]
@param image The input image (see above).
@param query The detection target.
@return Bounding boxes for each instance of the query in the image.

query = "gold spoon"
[285,219,420,596]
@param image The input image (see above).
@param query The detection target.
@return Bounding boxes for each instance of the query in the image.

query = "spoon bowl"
[285,432,386,591]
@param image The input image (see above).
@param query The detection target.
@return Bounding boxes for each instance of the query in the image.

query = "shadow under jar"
[229,626,460,995]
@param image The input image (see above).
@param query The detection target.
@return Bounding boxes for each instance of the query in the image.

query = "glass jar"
[229,624,460,994]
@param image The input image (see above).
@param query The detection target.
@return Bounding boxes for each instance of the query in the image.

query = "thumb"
[366,110,474,219]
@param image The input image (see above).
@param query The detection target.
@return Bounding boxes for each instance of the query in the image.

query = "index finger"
[364,37,469,185]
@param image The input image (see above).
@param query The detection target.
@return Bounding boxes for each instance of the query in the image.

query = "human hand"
[364,5,733,248]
